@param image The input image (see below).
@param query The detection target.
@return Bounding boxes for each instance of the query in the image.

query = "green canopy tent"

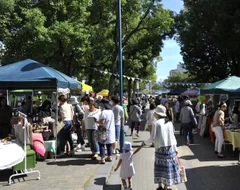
[200,76,240,95]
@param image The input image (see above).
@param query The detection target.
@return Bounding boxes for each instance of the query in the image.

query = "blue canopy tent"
[0,59,80,89]
[0,59,80,162]
[167,89,185,96]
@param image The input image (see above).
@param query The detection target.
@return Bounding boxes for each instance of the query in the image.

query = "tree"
[0,0,175,96]
[0,0,90,77]
[85,0,175,94]
[176,0,240,82]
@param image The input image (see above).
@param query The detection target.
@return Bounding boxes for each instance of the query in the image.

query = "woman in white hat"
[141,105,181,190]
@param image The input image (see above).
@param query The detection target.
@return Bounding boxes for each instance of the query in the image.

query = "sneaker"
[113,149,116,154]
[81,145,85,151]
[75,144,81,152]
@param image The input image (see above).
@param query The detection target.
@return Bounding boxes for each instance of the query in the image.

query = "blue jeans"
[182,123,194,143]
[86,129,100,154]
[59,120,74,152]
[115,125,121,141]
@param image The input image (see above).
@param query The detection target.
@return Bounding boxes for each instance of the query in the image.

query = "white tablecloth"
[0,142,25,170]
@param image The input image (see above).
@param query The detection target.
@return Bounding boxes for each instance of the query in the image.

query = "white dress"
[99,110,115,144]
[120,151,135,179]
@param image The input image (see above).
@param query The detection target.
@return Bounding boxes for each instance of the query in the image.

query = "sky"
[156,0,184,81]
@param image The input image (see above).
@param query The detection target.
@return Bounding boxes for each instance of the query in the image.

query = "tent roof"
[80,82,93,92]
[167,89,185,95]
[181,89,200,97]
[201,76,240,94]
[0,59,80,89]
[97,89,109,97]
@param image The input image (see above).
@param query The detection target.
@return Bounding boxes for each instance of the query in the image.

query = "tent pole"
[6,90,9,105]
[55,90,58,161]
[31,90,34,114]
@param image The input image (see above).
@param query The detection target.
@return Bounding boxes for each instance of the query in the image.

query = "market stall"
[97,89,109,97]
[181,88,200,97]
[0,59,80,183]
[80,82,93,92]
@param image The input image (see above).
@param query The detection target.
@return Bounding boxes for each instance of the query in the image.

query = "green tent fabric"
[201,76,240,94]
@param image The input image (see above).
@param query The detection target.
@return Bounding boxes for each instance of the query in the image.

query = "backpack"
[74,104,84,124]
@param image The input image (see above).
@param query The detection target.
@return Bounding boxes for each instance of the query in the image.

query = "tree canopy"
[176,0,240,83]
[0,0,175,94]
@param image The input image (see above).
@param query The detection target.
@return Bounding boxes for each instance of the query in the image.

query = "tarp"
[0,59,80,89]
[181,89,200,97]
[201,76,240,94]
[167,89,185,95]
[97,89,109,97]
[154,90,170,95]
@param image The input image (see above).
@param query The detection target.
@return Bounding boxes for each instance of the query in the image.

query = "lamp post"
[118,0,124,152]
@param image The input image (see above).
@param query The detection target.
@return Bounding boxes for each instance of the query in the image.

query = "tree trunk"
[132,80,137,100]
[109,51,118,95]
[127,79,132,104]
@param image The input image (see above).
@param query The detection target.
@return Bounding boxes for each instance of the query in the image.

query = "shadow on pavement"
[174,123,239,162]
[0,169,12,182]
[47,159,98,166]
[103,184,121,190]
[184,164,240,190]
[93,177,106,185]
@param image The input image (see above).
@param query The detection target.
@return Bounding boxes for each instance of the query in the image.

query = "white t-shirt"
[112,105,124,125]
[144,118,177,151]
[84,109,101,130]
[120,151,135,179]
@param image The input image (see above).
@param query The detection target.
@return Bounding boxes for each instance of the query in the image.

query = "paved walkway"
[0,147,102,190]
[105,123,240,190]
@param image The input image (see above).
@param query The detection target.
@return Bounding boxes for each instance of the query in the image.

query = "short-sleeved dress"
[120,151,135,179]
[99,110,115,144]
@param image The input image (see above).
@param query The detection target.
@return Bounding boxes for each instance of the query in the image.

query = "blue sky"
[156,0,184,81]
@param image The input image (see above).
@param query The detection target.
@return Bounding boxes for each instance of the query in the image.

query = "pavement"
[1,107,240,190]
[104,123,240,190]
[0,143,115,190]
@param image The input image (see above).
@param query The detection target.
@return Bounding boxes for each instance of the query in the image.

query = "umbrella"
[201,76,240,94]
[97,89,109,97]
[181,89,200,97]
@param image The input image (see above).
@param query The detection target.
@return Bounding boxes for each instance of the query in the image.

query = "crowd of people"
[0,92,230,190]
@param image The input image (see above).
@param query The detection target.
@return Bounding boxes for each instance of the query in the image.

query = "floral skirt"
[154,146,181,186]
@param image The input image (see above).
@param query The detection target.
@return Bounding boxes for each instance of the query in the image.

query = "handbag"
[177,157,187,183]
[95,112,113,144]
[95,125,108,144]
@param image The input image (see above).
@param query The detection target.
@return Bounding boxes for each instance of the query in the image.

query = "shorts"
[115,125,121,141]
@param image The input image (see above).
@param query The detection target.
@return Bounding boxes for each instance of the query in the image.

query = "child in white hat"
[114,141,143,190]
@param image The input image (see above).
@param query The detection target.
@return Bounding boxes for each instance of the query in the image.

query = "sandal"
[99,160,105,164]
[105,157,112,162]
